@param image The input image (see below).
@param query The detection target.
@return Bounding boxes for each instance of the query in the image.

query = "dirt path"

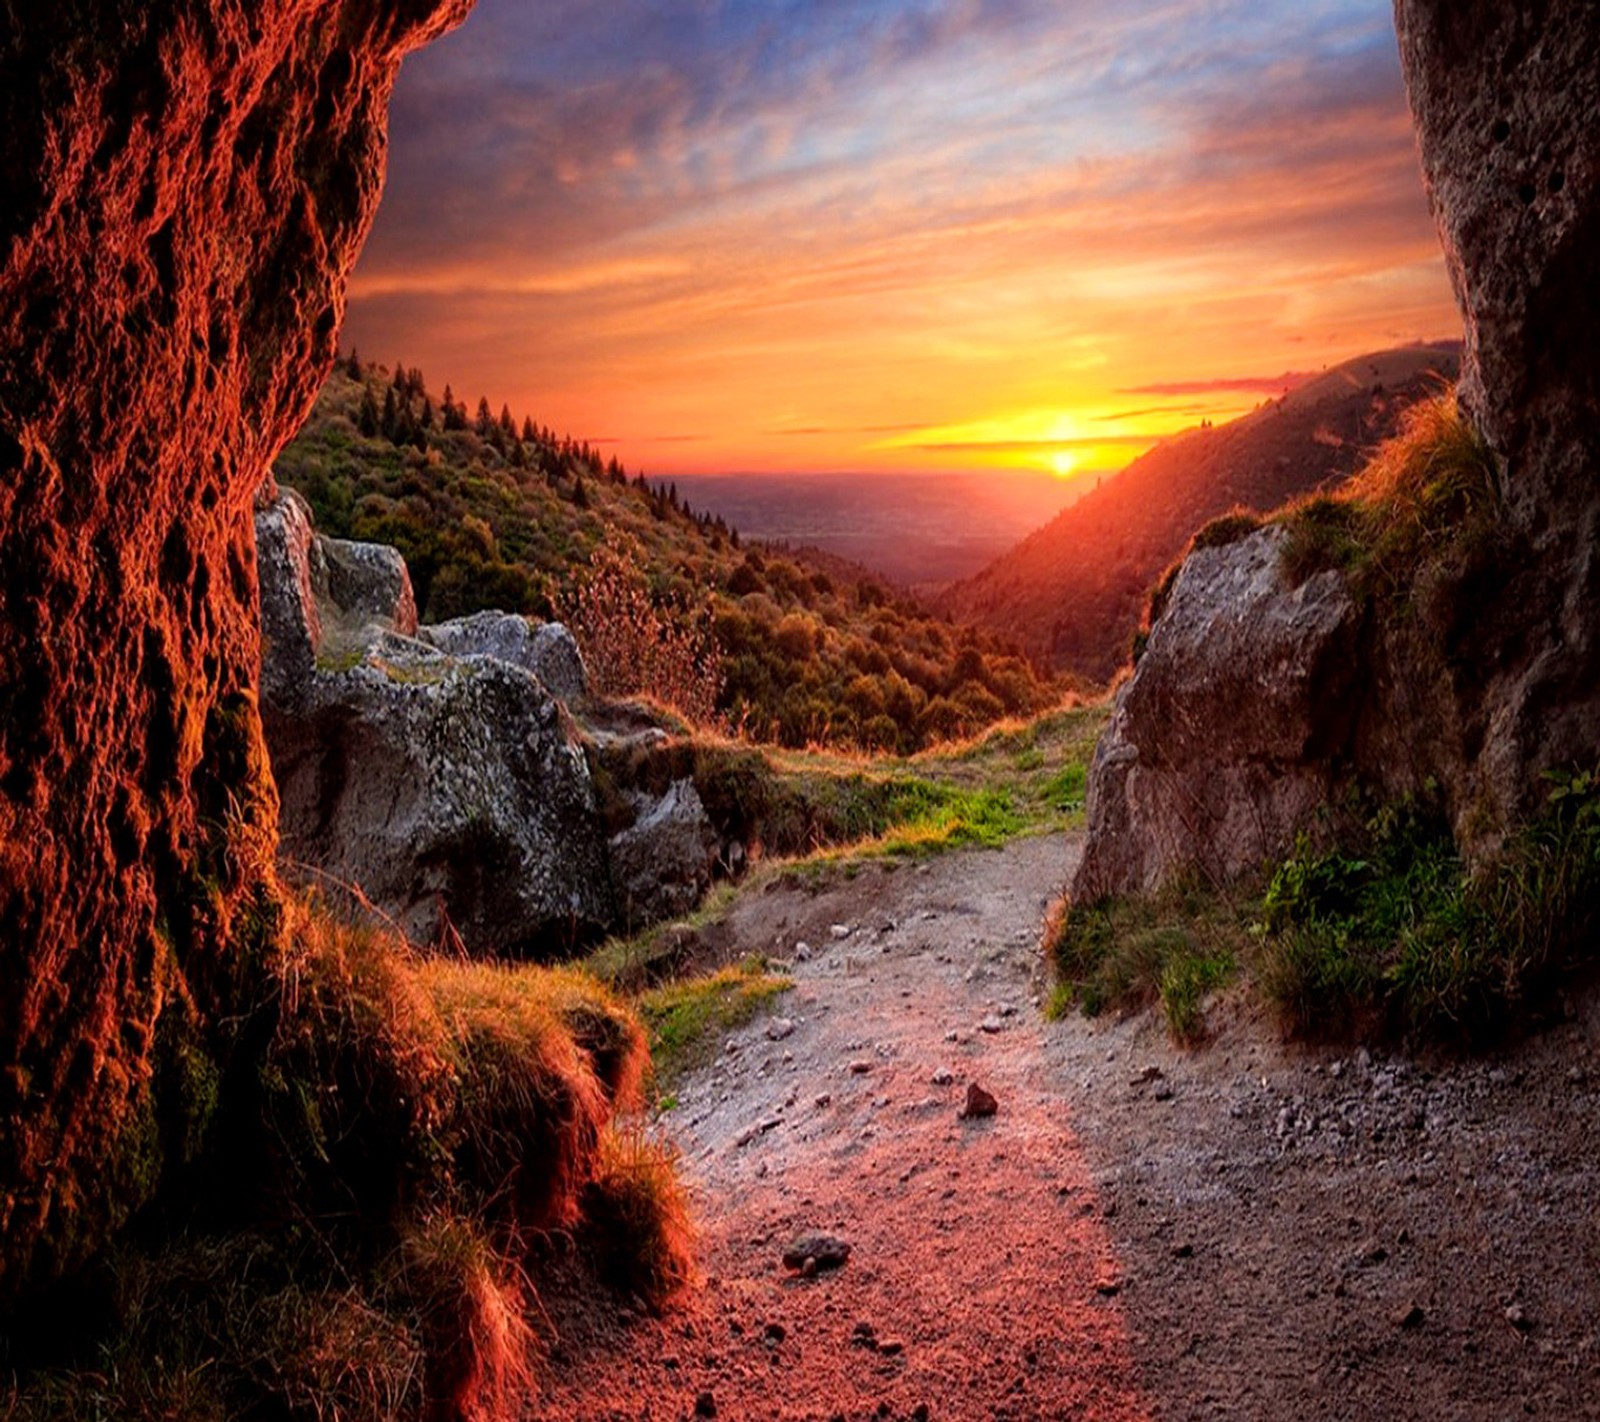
[533,835,1600,1422]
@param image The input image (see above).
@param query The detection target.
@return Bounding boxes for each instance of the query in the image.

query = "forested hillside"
[275,359,1063,752]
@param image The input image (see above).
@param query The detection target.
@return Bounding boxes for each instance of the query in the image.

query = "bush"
[1260,774,1600,1041]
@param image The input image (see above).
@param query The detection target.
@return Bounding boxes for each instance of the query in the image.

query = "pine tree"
[521,416,537,445]
[499,404,516,441]
[381,386,398,440]
[572,475,589,509]
[420,397,435,430]
[475,397,494,438]
[345,348,362,380]
[357,388,380,437]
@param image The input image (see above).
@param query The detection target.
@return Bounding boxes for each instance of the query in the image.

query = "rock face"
[1075,4,1600,901]
[1393,0,1600,824]
[1073,528,1360,901]
[256,494,614,954]
[421,609,588,700]
[0,1,471,1303]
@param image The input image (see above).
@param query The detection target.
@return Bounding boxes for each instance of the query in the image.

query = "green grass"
[1259,776,1600,1040]
[637,955,793,1086]
[1049,770,1600,1048]
[1045,879,1250,1045]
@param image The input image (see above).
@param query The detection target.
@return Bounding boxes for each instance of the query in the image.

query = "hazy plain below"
[671,469,1088,589]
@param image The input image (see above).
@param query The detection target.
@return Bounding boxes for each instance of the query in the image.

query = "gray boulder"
[266,637,614,955]
[420,609,587,701]
[255,491,614,953]
[1072,525,1359,903]
[607,779,719,927]
[254,488,417,708]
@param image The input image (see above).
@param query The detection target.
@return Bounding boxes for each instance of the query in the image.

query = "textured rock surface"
[266,636,615,956]
[421,609,588,701]
[0,1,470,1302]
[256,488,418,704]
[1073,528,1360,901]
[1393,0,1600,825]
[608,779,720,927]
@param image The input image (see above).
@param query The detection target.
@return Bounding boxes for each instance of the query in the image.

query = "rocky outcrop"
[1073,528,1360,901]
[256,487,418,704]
[268,637,615,955]
[1393,0,1600,826]
[421,609,588,701]
[1074,3,1600,901]
[0,2,471,1303]
[255,494,614,954]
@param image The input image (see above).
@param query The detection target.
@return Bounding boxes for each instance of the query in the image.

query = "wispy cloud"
[344,0,1459,475]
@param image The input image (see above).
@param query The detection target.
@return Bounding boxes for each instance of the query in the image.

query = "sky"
[342,0,1462,481]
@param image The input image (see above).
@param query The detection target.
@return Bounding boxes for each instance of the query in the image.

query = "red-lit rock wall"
[0,0,470,1302]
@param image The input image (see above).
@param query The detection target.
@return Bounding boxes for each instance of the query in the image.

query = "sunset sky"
[343,0,1462,480]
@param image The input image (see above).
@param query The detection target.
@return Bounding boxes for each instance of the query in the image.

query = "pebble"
[694,1391,717,1418]
[848,1060,873,1075]
[1505,1302,1533,1331]
[931,1066,955,1086]
[979,1016,1005,1034]
[767,1017,796,1041]
[782,1231,852,1272]
[830,923,852,940]
[959,1082,999,1119]
[1394,1303,1426,1329]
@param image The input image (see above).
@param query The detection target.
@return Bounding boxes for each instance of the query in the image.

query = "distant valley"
[670,469,1083,590]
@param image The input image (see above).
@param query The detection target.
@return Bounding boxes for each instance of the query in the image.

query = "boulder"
[607,779,719,926]
[1393,0,1600,828]
[421,609,587,700]
[255,490,419,706]
[267,635,615,956]
[254,496,614,954]
[1072,526,1360,901]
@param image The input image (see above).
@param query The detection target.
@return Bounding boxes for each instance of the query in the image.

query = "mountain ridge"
[937,342,1462,682]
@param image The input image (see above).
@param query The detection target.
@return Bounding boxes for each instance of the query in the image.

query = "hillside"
[936,343,1461,682]
[273,360,1062,753]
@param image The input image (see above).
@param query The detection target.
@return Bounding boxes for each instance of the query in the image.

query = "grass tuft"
[1045,880,1248,1044]
[1277,392,1498,596]
[1259,775,1600,1041]
[579,1127,697,1307]
[637,956,792,1086]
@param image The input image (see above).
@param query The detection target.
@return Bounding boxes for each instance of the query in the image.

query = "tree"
[420,397,434,430]
[345,348,362,380]
[380,385,398,440]
[475,396,494,438]
[356,387,380,437]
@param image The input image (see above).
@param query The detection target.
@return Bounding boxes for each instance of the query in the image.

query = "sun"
[1050,450,1078,478]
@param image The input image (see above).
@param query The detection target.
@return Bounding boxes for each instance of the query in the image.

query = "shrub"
[1260,774,1600,1041]
[1045,879,1248,1043]
[565,537,724,726]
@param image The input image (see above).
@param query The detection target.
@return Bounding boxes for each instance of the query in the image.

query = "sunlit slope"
[936,343,1461,683]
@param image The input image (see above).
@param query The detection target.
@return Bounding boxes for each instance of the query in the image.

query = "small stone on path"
[782,1231,851,1272]
[766,1017,795,1041]
[931,1066,954,1086]
[694,1390,717,1417]
[959,1082,999,1119]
